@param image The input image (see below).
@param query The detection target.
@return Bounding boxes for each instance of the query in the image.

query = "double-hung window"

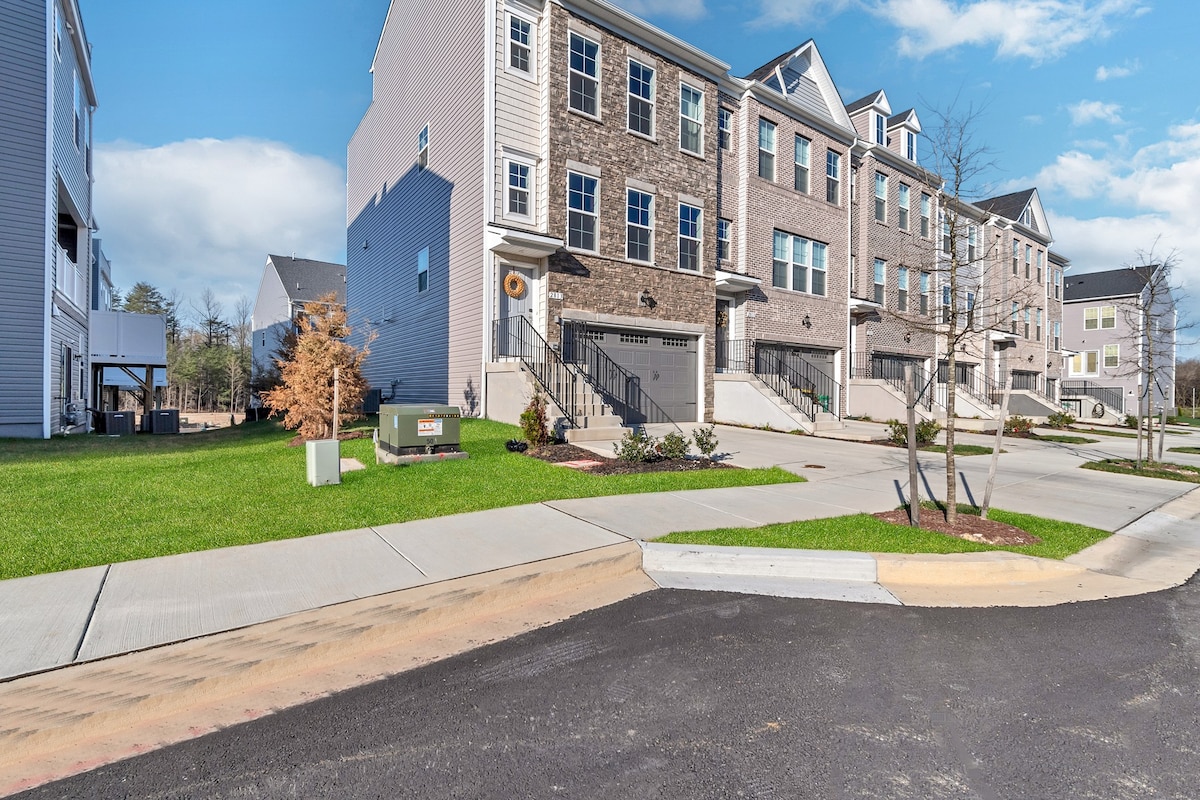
[1011,302,1019,334]
[920,193,930,237]
[942,285,952,323]
[941,215,951,254]
[569,33,600,117]
[1012,240,1020,274]
[680,84,704,155]
[874,113,885,146]
[678,203,701,270]
[567,171,598,251]
[874,173,887,222]
[826,151,840,205]
[627,60,655,137]
[1085,305,1116,330]
[920,272,930,314]
[897,267,909,312]
[626,189,654,263]
[1054,321,1061,351]
[1104,344,1119,368]
[505,160,532,218]
[874,259,886,306]
[772,231,826,295]
[716,218,730,261]
[718,108,732,151]
[1036,308,1043,341]
[418,125,429,170]
[967,225,977,261]
[1025,244,1032,278]
[905,130,916,161]
[898,184,910,230]
[1053,269,1061,299]
[1037,250,1044,282]
[794,136,810,193]
[1024,307,1031,339]
[508,15,532,75]
[758,119,776,180]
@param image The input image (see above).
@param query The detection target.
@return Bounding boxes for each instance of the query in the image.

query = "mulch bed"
[526,442,733,475]
[873,509,1041,547]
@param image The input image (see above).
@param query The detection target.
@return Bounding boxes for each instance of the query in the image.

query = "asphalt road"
[21,579,1200,800]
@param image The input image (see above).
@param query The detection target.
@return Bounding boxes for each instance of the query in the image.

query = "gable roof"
[978,189,1035,221]
[845,90,889,116]
[742,41,855,131]
[268,255,346,305]
[1063,266,1157,302]
[887,108,921,132]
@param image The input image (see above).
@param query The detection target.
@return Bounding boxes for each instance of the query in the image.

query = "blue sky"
[85,0,1199,337]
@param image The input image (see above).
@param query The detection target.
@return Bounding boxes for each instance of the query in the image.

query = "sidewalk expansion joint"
[538,503,632,540]
[369,528,428,577]
[71,564,110,663]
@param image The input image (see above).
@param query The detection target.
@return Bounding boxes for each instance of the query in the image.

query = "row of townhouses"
[346,0,1079,437]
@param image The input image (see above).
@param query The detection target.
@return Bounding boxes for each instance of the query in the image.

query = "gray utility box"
[306,439,342,486]
[103,411,136,436]
[378,404,468,462]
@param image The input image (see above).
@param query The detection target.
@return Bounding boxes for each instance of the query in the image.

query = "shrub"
[692,424,719,459]
[519,392,551,447]
[1124,414,1139,429]
[1004,415,1035,437]
[1046,411,1076,429]
[658,431,691,460]
[614,429,661,462]
[885,418,942,447]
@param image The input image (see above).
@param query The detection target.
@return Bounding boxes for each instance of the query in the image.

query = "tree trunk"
[945,350,957,525]
[980,375,1013,520]
[905,363,920,527]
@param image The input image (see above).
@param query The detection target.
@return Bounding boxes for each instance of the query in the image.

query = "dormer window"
[905,130,916,161]
[874,113,885,146]
[1021,207,1032,227]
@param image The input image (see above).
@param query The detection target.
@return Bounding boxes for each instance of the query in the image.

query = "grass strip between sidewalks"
[0,418,800,580]
[1082,458,1200,484]
[655,508,1110,560]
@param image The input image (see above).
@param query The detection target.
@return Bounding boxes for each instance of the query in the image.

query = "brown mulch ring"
[526,442,733,475]
[873,509,1042,547]
[287,430,370,447]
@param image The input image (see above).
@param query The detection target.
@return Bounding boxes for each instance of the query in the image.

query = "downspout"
[42,1,56,439]
[844,137,857,417]
[479,0,498,419]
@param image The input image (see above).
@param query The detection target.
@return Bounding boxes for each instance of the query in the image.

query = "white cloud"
[612,0,708,20]
[866,0,1142,62]
[94,138,346,315]
[1068,100,1124,126]
[1095,58,1140,80]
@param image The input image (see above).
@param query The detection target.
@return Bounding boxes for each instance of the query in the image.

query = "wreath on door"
[503,272,526,298]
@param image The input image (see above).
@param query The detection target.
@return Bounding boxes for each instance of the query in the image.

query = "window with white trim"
[1054,321,1061,351]
[1024,307,1031,339]
[772,230,826,295]
[1036,307,1042,341]
[898,267,909,312]
[758,118,775,181]
[874,259,886,306]
[508,14,533,75]
[920,192,930,237]
[418,125,429,170]
[898,183,910,231]
[874,172,887,223]
[905,130,916,161]
[1106,345,1121,368]
[874,113,885,146]
[920,271,930,314]
[942,285,952,323]
[504,159,532,219]
[717,107,732,151]
[967,225,977,261]
[1037,250,1044,282]
[1053,268,1061,299]
[627,59,655,137]
[1071,351,1099,376]
[826,150,840,205]
[716,217,730,262]
[794,135,810,193]
[568,33,599,117]
[567,171,598,251]
[1025,244,1032,278]
[1085,306,1116,330]
[678,203,701,271]
[680,84,704,155]
[417,247,429,293]
[626,189,654,263]
[1011,302,1019,334]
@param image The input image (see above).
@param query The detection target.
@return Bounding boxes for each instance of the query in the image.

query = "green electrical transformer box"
[377,404,468,463]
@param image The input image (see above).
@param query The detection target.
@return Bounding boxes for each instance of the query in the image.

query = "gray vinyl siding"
[493,3,545,231]
[346,0,487,409]
[0,0,51,436]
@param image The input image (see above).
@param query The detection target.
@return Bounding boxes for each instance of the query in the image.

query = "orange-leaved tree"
[262,292,375,440]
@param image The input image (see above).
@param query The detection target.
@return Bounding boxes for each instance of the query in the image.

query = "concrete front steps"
[713,373,842,434]
[565,412,630,443]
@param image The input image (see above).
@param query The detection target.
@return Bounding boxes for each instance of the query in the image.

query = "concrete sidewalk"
[3,425,1200,795]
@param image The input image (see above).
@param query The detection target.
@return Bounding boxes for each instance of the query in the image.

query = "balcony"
[55,245,88,311]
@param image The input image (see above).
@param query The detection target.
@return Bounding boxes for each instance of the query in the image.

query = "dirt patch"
[873,509,1041,547]
[526,442,733,475]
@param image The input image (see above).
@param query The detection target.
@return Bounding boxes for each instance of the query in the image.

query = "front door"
[498,266,534,357]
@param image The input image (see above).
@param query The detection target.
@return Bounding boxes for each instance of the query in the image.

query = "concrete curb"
[0,542,654,797]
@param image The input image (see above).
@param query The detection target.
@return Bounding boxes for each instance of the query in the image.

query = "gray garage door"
[593,328,698,423]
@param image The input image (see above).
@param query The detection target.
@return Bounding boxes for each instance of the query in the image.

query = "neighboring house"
[0,0,97,438]
[347,0,1067,436]
[1062,266,1176,418]
[251,254,347,385]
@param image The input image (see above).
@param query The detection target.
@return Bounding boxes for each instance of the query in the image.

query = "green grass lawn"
[920,443,997,456]
[655,506,1109,560]
[1082,458,1200,483]
[1069,427,1138,438]
[1167,446,1200,455]
[0,418,800,580]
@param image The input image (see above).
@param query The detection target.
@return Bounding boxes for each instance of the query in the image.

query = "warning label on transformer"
[417,418,443,437]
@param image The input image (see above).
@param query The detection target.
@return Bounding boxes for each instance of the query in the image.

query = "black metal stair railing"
[492,315,578,428]
[755,344,842,422]
[851,351,934,411]
[560,321,680,427]
[1061,380,1123,411]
